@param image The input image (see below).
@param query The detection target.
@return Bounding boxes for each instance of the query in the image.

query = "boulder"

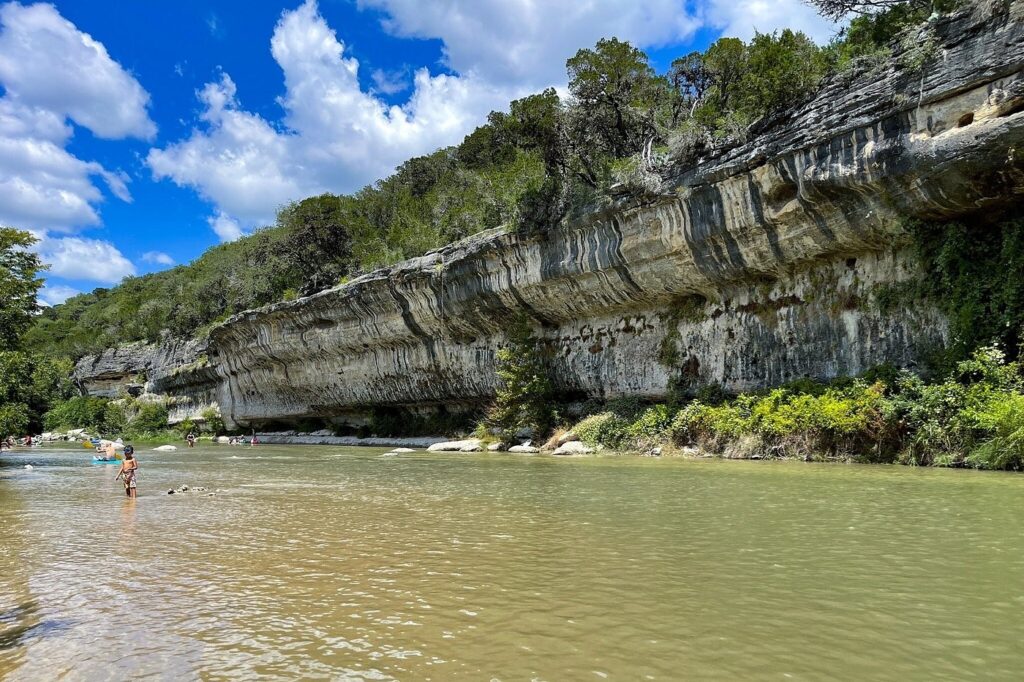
[391,447,415,453]
[509,445,540,454]
[553,441,594,456]
[426,439,482,452]
[216,436,231,444]
[153,445,177,451]
[487,442,505,452]
[460,444,483,452]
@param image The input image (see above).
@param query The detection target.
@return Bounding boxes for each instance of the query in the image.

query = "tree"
[669,52,712,124]
[488,317,554,439]
[277,194,354,294]
[700,37,749,118]
[805,0,931,20]
[0,227,44,352]
[738,30,829,119]
[566,38,665,161]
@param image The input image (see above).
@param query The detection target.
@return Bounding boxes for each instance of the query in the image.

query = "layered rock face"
[208,5,1024,429]
[73,339,216,425]
[77,5,1024,430]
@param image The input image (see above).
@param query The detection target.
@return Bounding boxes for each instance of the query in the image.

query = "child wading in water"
[116,446,138,498]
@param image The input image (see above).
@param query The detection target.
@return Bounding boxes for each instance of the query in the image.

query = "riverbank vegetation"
[41,395,224,441]
[24,0,963,361]
[546,346,1024,471]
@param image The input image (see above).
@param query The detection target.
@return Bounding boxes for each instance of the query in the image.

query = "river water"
[1,445,1022,680]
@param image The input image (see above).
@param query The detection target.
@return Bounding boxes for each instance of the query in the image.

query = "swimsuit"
[122,464,137,490]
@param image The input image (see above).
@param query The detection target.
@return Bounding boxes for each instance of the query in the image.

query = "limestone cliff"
[73,339,216,425]
[76,4,1024,430]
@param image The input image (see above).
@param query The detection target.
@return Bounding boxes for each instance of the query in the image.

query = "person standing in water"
[115,446,138,498]
[186,432,196,448]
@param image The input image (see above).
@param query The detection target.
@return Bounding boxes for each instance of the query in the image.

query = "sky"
[0,0,837,306]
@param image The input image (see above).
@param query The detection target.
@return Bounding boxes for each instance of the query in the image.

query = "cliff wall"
[75,4,1024,430]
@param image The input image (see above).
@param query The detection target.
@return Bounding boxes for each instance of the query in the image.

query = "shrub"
[573,412,631,449]
[177,418,197,437]
[0,403,30,438]
[626,405,676,444]
[44,396,109,432]
[131,402,169,433]
[967,393,1024,470]
[202,407,225,435]
[102,402,128,434]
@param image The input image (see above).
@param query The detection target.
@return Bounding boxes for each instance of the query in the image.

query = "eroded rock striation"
[76,5,1024,430]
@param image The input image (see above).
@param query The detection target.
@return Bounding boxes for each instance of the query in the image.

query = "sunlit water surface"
[1,445,1023,680]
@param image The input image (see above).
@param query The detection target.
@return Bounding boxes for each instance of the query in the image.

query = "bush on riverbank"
[563,346,1024,470]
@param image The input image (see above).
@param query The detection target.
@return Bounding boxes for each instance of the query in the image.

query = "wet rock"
[426,439,482,452]
[167,485,208,495]
[459,444,483,452]
[391,447,415,453]
[553,441,594,456]
[215,436,231,444]
[153,445,177,451]
[487,442,505,452]
[508,445,540,454]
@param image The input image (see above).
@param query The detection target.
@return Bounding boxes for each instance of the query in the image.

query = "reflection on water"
[1,445,1024,679]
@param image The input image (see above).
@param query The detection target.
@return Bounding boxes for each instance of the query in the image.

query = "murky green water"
[1,445,1023,680]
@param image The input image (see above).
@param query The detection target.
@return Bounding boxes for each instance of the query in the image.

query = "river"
[1,444,1022,680]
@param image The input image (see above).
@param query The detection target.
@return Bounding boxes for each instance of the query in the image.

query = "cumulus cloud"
[207,211,243,242]
[0,2,155,140]
[37,283,81,306]
[359,0,702,86]
[371,66,410,95]
[35,235,136,284]
[0,2,153,292]
[703,0,838,43]
[142,250,175,266]
[148,0,518,233]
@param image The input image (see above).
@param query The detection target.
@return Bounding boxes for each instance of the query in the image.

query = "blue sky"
[0,1,835,305]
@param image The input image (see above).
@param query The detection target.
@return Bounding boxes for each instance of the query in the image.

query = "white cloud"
[207,211,243,242]
[35,235,136,284]
[359,0,703,86]
[0,2,155,140]
[148,0,519,233]
[37,283,81,306]
[371,66,410,95]
[0,2,154,295]
[142,250,175,266]
[704,0,838,43]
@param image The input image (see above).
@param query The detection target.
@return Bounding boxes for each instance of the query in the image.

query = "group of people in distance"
[4,429,263,499]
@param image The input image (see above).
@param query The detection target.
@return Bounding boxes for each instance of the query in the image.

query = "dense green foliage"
[27,1,953,361]
[486,318,555,440]
[44,395,171,439]
[25,227,302,358]
[909,218,1024,367]
[0,228,45,351]
[0,228,76,437]
[563,347,1024,470]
